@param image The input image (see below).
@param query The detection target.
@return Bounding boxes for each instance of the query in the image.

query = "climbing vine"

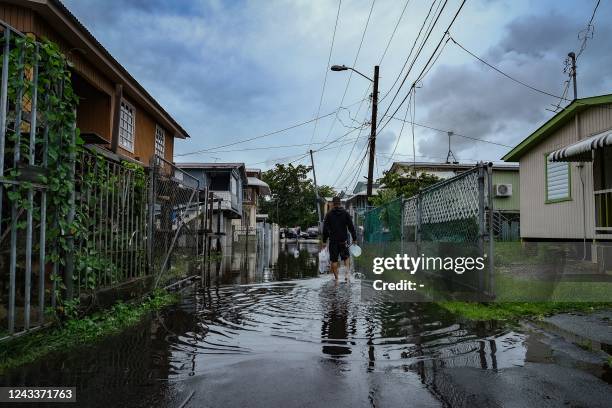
[3,34,148,308]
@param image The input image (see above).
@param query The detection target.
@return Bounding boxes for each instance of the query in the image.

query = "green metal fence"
[363,197,402,243]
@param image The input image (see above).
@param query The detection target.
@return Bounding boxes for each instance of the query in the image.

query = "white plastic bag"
[318,247,330,274]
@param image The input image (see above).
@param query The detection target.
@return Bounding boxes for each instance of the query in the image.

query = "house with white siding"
[503,94,612,263]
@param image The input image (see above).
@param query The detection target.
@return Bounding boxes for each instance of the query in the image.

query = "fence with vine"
[0,22,206,339]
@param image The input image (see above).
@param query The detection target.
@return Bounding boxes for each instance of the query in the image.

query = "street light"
[331,65,374,83]
[331,64,379,198]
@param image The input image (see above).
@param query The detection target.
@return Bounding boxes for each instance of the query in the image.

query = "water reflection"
[320,282,357,357]
[205,240,318,285]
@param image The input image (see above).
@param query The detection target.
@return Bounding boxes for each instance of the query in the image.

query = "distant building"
[176,163,247,249]
[387,161,520,214]
[234,169,271,238]
[342,182,381,227]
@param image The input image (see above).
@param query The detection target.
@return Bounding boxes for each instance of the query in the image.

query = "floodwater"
[1,242,611,407]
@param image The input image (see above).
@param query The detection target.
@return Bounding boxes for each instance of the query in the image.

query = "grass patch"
[439,301,612,321]
[0,290,178,373]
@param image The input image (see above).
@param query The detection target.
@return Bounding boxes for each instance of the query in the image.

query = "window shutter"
[546,157,569,201]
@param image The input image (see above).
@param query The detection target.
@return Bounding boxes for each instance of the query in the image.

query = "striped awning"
[548,130,612,162]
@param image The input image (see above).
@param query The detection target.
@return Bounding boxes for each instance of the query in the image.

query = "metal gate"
[148,155,206,288]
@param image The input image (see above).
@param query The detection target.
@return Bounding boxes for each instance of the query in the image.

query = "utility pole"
[446,131,458,164]
[568,52,577,100]
[366,65,379,198]
[309,149,322,231]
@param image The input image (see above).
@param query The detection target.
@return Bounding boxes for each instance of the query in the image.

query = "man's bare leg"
[343,258,350,282]
[330,261,339,281]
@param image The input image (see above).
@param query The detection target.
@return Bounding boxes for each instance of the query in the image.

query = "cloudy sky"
[64,0,611,191]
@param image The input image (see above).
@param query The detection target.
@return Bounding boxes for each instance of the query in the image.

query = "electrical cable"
[322,0,376,144]
[309,0,343,146]
[376,0,468,135]
[175,98,367,157]
[448,35,568,101]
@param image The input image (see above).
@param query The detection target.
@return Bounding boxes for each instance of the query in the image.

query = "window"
[155,125,165,158]
[119,100,135,152]
[545,155,570,202]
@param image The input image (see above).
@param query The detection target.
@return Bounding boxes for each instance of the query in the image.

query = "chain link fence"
[359,163,495,297]
[148,156,206,289]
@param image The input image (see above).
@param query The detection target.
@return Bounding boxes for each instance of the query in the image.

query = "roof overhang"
[247,177,271,195]
[548,130,612,162]
[11,0,190,140]
[503,94,612,162]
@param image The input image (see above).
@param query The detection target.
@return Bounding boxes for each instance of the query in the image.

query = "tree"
[258,163,335,228]
[372,170,440,206]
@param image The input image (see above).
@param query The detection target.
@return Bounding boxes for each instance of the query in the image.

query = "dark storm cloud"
[415,6,612,161]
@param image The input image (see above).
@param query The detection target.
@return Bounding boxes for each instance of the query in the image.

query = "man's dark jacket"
[322,207,357,243]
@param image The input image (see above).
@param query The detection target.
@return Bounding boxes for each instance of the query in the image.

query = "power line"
[175,98,366,157]
[378,0,412,64]
[576,0,601,59]
[379,0,448,110]
[322,0,376,144]
[383,87,412,165]
[330,104,371,186]
[448,35,568,101]
[309,0,343,146]
[376,0,468,135]
[377,151,507,163]
[245,136,360,167]
[383,114,513,148]
[200,136,364,154]
[380,0,439,103]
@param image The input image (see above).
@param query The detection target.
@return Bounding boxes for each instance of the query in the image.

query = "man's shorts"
[328,240,349,262]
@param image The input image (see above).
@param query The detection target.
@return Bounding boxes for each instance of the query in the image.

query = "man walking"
[322,196,357,282]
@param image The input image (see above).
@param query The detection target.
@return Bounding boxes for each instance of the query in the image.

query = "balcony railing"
[213,190,241,213]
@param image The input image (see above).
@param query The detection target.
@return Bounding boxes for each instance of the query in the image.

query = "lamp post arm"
[348,67,374,82]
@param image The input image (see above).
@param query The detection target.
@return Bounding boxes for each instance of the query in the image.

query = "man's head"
[332,196,342,208]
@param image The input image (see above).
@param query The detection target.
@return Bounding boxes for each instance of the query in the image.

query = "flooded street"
[2,244,611,407]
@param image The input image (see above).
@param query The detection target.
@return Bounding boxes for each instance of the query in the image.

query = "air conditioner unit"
[494,184,512,197]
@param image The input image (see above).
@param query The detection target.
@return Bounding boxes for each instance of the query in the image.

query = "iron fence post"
[147,156,156,275]
[477,162,486,295]
[8,44,25,333]
[0,29,10,245]
[416,193,422,247]
[65,108,77,301]
[39,91,49,325]
[24,43,39,330]
[400,196,405,254]
[487,162,495,297]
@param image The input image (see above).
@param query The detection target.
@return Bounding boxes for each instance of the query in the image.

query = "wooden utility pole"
[310,149,322,231]
[366,65,379,198]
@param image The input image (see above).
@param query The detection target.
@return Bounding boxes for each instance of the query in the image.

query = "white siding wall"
[519,104,612,239]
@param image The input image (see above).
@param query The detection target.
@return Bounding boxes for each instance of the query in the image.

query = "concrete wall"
[518,104,612,239]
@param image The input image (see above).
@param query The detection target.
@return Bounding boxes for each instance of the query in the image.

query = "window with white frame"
[155,125,165,158]
[545,155,570,202]
[119,100,135,152]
